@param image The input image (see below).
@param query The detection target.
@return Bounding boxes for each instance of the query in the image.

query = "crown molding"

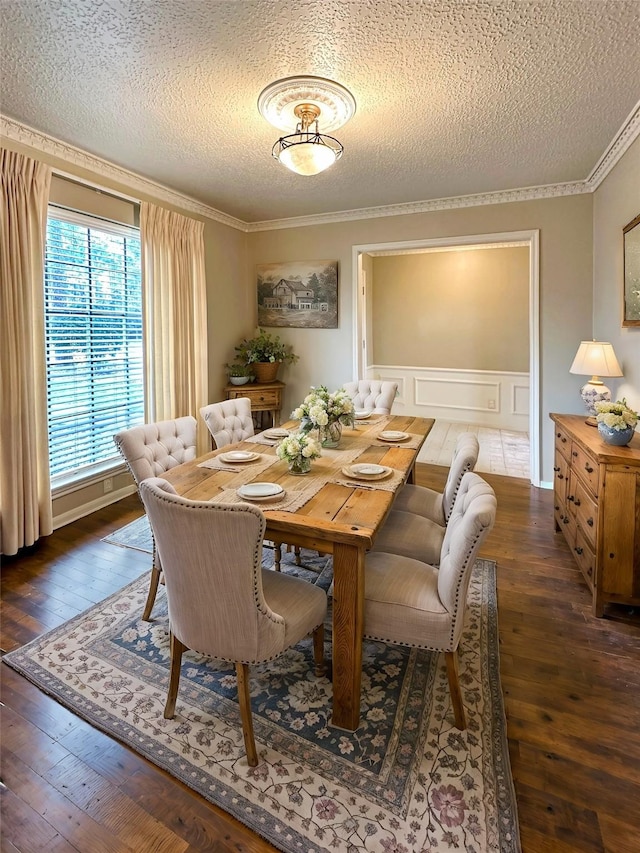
[0,115,249,232]
[3,104,638,234]
[246,181,589,231]
[585,100,640,190]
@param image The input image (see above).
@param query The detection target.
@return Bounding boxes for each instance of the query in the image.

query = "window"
[44,207,144,485]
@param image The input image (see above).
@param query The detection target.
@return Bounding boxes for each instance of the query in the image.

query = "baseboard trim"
[53,485,137,530]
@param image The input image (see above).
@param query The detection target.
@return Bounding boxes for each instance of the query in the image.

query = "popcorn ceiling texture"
[1,0,638,223]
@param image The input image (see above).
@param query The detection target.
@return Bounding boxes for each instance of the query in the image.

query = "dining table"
[161,413,435,731]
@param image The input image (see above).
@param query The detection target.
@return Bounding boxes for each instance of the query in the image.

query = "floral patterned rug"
[3,553,520,852]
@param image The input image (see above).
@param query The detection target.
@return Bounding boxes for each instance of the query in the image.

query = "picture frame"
[623,213,640,327]
[256,260,338,329]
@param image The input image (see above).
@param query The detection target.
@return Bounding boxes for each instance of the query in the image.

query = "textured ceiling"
[1,0,639,224]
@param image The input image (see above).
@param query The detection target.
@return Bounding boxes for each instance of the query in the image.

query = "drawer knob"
[554,504,560,511]
[563,516,569,524]
[585,464,594,473]
[575,546,583,555]
[568,495,574,502]
[587,518,594,527]
[558,473,564,480]
[574,498,581,507]
[553,466,560,472]
[572,450,578,457]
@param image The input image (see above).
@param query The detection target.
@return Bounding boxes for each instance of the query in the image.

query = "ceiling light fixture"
[258,76,356,176]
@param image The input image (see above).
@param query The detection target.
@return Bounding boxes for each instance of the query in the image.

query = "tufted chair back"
[113,416,197,620]
[113,416,197,485]
[139,477,327,766]
[393,432,479,525]
[363,471,496,729]
[343,380,398,415]
[200,398,255,449]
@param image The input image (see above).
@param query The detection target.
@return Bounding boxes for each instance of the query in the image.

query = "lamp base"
[580,381,611,418]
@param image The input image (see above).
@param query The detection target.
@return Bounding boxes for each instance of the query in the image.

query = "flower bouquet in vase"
[276,432,322,474]
[291,385,355,447]
[595,398,639,446]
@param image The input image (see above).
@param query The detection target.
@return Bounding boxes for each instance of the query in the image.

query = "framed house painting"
[257,260,338,328]
[623,214,640,326]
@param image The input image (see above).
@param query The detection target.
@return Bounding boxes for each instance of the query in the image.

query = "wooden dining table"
[161,414,435,731]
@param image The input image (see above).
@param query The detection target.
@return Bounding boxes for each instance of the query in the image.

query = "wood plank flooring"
[2,466,639,852]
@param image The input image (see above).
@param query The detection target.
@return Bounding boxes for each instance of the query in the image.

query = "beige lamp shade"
[569,340,623,420]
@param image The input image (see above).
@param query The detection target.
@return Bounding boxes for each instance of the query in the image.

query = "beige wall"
[593,135,640,420]
[247,193,593,483]
[370,247,529,371]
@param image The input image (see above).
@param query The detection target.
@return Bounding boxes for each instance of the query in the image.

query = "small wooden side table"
[224,380,284,429]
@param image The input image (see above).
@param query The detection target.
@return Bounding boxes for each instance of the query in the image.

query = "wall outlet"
[104,478,114,493]
[488,399,496,410]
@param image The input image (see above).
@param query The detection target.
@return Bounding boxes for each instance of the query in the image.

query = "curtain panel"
[0,149,53,555]
[140,203,208,456]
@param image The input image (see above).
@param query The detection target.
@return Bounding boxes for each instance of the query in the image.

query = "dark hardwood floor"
[2,465,639,852]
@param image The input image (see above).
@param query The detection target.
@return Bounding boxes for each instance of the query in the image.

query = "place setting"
[252,427,291,446]
[198,449,275,473]
[236,481,286,503]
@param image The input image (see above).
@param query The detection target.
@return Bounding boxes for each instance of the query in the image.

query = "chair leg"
[294,546,302,566]
[274,543,282,571]
[312,624,327,676]
[164,633,187,719]
[142,563,162,621]
[444,650,466,730]
[235,662,258,766]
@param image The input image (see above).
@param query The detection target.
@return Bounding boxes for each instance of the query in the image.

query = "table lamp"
[569,340,623,425]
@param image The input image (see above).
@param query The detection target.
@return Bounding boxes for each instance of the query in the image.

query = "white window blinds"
[45,207,144,481]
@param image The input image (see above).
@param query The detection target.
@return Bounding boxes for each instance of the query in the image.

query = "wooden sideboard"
[224,380,284,429]
[550,413,640,616]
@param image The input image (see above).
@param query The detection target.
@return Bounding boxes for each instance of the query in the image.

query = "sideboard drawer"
[574,528,596,592]
[570,444,599,497]
[554,426,572,462]
[572,476,598,550]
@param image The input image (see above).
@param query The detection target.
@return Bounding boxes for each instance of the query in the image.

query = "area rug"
[102,513,154,554]
[4,555,520,852]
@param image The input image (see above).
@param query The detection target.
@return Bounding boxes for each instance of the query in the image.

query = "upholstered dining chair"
[364,472,497,729]
[139,477,327,767]
[200,398,254,450]
[113,416,197,621]
[343,380,398,415]
[393,432,480,524]
[371,471,493,566]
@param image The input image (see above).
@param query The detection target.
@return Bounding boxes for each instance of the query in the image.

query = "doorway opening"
[352,230,540,485]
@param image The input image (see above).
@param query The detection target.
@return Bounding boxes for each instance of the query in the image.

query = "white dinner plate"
[264,428,289,439]
[237,482,284,501]
[220,450,259,463]
[354,410,372,419]
[342,464,392,481]
[378,430,410,442]
[351,463,386,475]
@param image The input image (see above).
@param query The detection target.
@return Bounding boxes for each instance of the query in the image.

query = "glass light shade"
[279,140,338,175]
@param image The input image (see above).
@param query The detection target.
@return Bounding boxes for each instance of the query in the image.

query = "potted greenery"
[234,328,299,383]
[225,362,254,385]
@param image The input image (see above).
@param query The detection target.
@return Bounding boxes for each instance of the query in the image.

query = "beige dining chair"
[364,472,497,729]
[200,398,254,450]
[371,471,494,566]
[113,416,197,621]
[343,380,398,415]
[139,477,327,767]
[393,432,480,524]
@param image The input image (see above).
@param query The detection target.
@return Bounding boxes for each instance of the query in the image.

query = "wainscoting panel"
[368,365,529,431]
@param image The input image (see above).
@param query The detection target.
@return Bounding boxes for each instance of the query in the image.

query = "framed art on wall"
[623,214,640,326]
[257,260,338,328]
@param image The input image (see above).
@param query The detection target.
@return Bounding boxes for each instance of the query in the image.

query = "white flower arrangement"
[276,433,322,465]
[594,398,639,431]
[291,385,355,431]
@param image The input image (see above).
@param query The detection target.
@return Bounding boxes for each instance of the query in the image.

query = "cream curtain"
[0,150,53,555]
[140,203,209,456]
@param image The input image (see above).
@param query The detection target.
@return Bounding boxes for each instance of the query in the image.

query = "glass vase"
[288,455,312,475]
[319,420,342,448]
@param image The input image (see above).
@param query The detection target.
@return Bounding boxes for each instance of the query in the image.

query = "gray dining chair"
[393,432,480,524]
[113,416,197,620]
[364,472,497,729]
[139,477,327,767]
[371,471,494,566]
[200,398,255,450]
[343,380,398,415]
